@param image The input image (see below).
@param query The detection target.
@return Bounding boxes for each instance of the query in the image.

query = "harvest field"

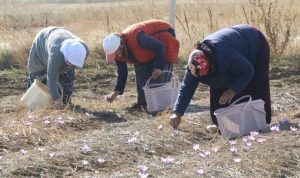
[0,0,300,177]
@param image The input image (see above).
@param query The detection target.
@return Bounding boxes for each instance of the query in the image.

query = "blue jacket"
[174,24,262,116]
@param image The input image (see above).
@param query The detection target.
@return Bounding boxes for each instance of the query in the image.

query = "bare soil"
[0,65,299,177]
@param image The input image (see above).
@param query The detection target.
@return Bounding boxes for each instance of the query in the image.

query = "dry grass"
[0,0,300,177]
[0,64,300,177]
[0,0,299,67]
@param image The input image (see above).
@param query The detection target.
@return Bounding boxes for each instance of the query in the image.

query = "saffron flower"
[139,165,148,173]
[290,127,297,132]
[56,117,65,125]
[270,125,280,132]
[233,157,241,163]
[48,152,56,158]
[230,146,237,154]
[279,119,291,130]
[229,140,236,145]
[97,157,106,164]
[198,152,206,158]
[128,137,138,143]
[81,145,92,153]
[257,138,266,143]
[248,135,255,141]
[139,172,149,178]
[197,169,205,175]
[20,149,27,154]
[82,160,89,165]
[161,156,175,164]
[157,124,163,130]
[37,147,45,152]
[250,131,259,137]
[212,147,219,152]
[193,144,200,150]
[204,151,211,156]
[246,142,252,147]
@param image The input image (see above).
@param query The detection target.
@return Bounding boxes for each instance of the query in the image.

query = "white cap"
[60,39,87,68]
[102,33,121,63]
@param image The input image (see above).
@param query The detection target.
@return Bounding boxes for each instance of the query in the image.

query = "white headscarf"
[60,39,87,68]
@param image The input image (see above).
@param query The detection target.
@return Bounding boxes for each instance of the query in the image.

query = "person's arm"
[173,68,200,116]
[137,32,165,70]
[228,54,254,94]
[170,68,200,129]
[47,53,63,101]
[114,60,128,95]
[105,60,128,103]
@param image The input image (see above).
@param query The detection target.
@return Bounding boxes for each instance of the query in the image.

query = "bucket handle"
[144,70,179,88]
[37,75,64,99]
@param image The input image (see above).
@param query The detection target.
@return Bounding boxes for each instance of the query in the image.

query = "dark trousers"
[134,62,173,105]
[210,31,271,125]
[27,70,75,104]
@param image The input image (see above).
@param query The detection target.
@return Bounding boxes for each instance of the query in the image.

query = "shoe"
[206,125,219,133]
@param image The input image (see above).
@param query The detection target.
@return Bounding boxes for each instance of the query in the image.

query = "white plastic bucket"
[21,78,54,110]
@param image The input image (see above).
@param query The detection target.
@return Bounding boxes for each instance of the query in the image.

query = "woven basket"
[214,95,267,139]
[143,70,180,113]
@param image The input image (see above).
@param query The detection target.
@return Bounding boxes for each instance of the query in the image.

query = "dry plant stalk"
[242,0,296,60]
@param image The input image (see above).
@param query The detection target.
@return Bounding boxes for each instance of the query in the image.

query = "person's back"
[28,26,79,73]
[204,24,260,64]
[27,26,89,108]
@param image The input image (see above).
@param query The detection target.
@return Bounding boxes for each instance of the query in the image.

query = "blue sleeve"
[115,60,128,95]
[137,32,165,70]
[173,68,200,116]
[228,55,254,94]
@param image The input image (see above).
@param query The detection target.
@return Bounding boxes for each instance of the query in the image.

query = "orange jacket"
[121,19,180,64]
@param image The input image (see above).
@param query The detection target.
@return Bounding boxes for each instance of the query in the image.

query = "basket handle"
[37,75,64,99]
[144,70,179,88]
[229,95,252,110]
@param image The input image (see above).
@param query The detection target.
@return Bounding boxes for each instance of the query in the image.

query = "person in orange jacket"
[102,19,180,108]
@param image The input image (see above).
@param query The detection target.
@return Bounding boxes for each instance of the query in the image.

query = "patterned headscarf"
[187,49,210,77]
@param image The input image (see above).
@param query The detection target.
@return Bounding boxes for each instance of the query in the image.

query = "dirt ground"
[0,64,299,177]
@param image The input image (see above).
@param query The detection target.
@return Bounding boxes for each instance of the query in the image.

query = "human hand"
[169,113,182,129]
[219,89,236,105]
[105,91,120,103]
[151,68,162,80]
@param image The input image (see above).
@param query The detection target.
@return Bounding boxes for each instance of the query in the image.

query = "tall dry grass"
[0,0,299,69]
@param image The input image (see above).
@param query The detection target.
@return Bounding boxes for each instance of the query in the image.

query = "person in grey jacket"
[27,26,89,109]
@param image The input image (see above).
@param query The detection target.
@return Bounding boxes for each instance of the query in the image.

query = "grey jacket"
[28,26,89,100]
